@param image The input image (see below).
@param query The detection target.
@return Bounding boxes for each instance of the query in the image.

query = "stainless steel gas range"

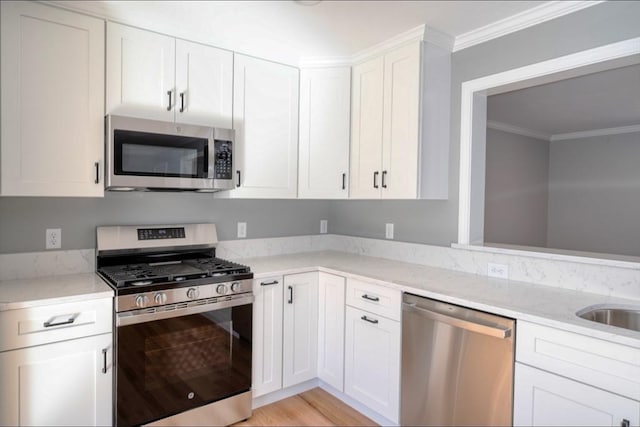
[96,223,253,427]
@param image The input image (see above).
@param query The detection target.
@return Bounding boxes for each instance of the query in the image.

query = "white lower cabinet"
[514,363,639,427]
[0,333,113,426]
[252,271,401,423]
[283,272,319,387]
[344,305,401,423]
[317,272,346,391]
[252,275,284,397]
[252,272,321,397]
[514,320,640,427]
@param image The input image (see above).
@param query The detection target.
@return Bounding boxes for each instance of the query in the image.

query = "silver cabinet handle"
[167,90,173,111]
[44,315,76,328]
[403,302,512,339]
[361,294,379,302]
[102,348,108,374]
[260,280,279,286]
[361,315,378,324]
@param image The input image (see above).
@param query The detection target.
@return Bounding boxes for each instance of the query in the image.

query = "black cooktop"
[98,257,251,288]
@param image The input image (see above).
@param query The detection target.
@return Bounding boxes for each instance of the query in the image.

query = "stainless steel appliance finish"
[577,305,640,332]
[96,223,253,427]
[105,115,235,192]
[401,293,515,426]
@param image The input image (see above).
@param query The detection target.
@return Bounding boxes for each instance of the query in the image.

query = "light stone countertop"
[234,250,640,348]
[0,273,113,311]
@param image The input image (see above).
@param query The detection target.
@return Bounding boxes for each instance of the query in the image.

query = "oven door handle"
[116,294,254,327]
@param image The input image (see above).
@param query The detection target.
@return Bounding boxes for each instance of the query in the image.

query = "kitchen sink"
[576,305,640,332]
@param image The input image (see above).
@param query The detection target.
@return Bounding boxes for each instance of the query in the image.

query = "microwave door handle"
[208,139,216,179]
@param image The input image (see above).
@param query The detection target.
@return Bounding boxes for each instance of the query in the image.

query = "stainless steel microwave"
[105,115,235,192]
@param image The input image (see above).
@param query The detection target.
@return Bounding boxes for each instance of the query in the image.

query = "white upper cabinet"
[107,23,232,127]
[350,40,450,200]
[298,67,351,199]
[221,54,299,199]
[107,23,175,122]
[0,1,105,197]
[175,39,233,128]
[350,56,385,199]
[382,43,421,199]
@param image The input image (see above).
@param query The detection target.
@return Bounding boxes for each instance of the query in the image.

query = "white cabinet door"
[175,39,233,128]
[0,333,112,426]
[298,67,351,199]
[106,22,175,122]
[252,276,284,397]
[350,56,384,199]
[0,1,104,197]
[514,363,640,427]
[229,54,299,199]
[382,42,421,199]
[317,272,346,391]
[344,305,400,423]
[283,272,319,388]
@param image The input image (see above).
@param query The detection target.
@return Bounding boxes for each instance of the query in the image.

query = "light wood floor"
[234,388,377,426]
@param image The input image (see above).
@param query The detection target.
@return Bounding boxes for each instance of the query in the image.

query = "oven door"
[115,296,252,427]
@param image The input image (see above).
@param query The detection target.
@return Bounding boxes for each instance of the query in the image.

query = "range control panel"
[137,227,186,240]
[214,139,233,180]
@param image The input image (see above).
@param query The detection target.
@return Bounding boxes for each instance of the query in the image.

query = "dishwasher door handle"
[403,303,512,339]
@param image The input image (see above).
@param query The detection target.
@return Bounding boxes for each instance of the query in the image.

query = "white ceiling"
[54,0,559,64]
[487,64,640,136]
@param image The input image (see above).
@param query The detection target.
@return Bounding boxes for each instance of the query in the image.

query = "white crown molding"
[551,124,640,142]
[351,24,425,64]
[301,24,455,68]
[487,120,551,141]
[453,1,604,52]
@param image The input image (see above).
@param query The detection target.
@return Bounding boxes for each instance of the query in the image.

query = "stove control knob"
[230,282,241,292]
[216,284,228,295]
[135,295,149,308]
[186,288,200,300]
[154,292,167,305]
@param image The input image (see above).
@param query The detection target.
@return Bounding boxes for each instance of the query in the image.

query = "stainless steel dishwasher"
[401,293,515,426]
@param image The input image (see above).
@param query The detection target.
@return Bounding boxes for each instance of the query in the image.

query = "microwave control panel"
[214,140,233,180]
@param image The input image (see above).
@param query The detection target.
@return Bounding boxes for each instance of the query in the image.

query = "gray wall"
[330,1,640,247]
[547,131,640,256]
[1,1,639,254]
[484,128,549,247]
[0,193,329,253]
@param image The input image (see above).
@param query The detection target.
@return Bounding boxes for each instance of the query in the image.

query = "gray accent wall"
[484,128,549,247]
[1,1,639,254]
[0,193,329,253]
[547,131,640,257]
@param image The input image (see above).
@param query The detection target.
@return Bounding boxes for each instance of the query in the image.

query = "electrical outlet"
[385,223,394,239]
[237,222,247,239]
[488,262,509,279]
[320,220,328,234]
[46,228,61,249]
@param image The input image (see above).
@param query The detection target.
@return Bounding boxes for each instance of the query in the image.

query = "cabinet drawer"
[516,321,640,401]
[346,278,401,321]
[0,298,112,352]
